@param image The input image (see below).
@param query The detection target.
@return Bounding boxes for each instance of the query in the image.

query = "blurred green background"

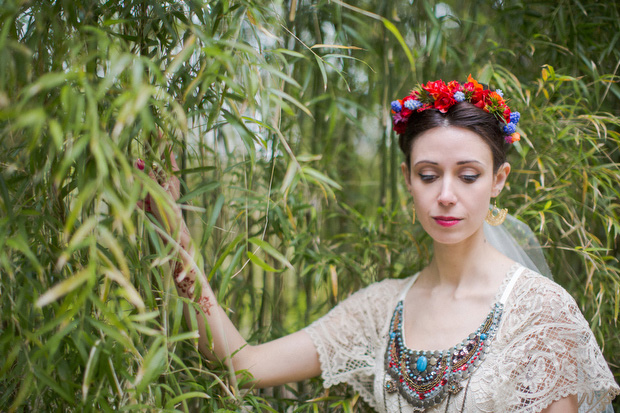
[1,0,618,411]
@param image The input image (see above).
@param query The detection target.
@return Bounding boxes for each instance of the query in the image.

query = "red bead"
[441,379,447,385]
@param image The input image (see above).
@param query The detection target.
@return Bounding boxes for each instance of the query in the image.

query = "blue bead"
[416,355,428,372]
[480,333,488,340]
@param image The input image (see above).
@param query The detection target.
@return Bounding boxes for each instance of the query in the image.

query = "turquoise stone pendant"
[416,355,428,372]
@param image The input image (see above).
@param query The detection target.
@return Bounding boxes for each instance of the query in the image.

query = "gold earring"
[412,204,416,224]
[485,200,507,226]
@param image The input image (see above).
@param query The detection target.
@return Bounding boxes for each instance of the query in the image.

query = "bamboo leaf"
[82,339,102,400]
[269,88,313,117]
[248,237,293,271]
[247,251,282,273]
[302,166,342,190]
[135,340,167,394]
[165,391,210,408]
[177,181,220,204]
[381,18,415,74]
[36,265,93,307]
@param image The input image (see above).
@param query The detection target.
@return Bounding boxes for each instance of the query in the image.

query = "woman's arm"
[540,394,578,413]
[143,152,321,388]
[173,222,321,388]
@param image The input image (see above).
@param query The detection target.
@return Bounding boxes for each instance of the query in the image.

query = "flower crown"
[391,75,521,144]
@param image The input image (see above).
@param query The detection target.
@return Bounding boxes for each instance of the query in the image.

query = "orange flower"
[467,74,484,92]
[489,91,503,101]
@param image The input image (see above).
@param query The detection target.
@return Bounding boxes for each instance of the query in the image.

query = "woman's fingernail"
[135,158,145,171]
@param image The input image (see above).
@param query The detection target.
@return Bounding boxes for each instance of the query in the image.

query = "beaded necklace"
[382,264,528,412]
[384,301,503,411]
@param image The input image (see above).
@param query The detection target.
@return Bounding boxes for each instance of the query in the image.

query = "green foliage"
[0,0,618,411]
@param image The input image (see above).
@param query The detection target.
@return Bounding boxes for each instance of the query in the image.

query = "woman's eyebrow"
[456,160,483,165]
[413,160,438,166]
[413,160,484,166]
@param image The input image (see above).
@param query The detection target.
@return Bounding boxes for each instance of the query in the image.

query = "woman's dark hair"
[398,102,507,172]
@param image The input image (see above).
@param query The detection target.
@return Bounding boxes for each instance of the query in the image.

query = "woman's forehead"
[410,126,493,165]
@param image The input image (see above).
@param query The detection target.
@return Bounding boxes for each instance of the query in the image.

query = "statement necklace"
[384,300,503,411]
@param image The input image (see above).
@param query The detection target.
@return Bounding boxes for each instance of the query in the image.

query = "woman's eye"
[461,174,481,183]
[418,174,437,182]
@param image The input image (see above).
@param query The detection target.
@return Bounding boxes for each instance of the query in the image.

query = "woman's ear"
[492,162,511,197]
[401,162,413,194]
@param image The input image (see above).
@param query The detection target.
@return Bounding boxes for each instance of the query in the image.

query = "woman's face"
[401,126,510,246]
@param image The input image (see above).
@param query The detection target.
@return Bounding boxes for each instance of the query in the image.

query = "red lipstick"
[433,216,462,227]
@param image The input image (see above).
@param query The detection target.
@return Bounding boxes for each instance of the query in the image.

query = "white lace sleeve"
[489,271,619,412]
[304,278,407,407]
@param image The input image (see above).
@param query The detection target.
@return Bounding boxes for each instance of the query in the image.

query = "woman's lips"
[433,216,462,227]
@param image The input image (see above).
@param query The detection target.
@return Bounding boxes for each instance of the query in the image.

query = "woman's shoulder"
[511,265,575,302]
[354,275,414,298]
[489,265,620,412]
[313,275,416,325]
[505,265,585,325]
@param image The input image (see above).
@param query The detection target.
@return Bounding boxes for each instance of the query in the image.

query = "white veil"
[484,212,552,279]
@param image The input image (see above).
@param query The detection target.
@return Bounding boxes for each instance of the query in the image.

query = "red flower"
[503,108,511,123]
[422,80,449,100]
[447,80,462,94]
[393,112,408,134]
[434,95,456,113]
[463,82,476,94]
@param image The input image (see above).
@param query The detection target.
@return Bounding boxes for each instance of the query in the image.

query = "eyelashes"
[461,174,481,183]
[418,174,437,182]
[417,173,481,183]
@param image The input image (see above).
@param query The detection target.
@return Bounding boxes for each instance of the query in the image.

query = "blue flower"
[404,99,423,110]
[391,100,402,112]
[453,91,465,102]
[503,122,516,135]
[510,111,520,124]
[495,89,504,97]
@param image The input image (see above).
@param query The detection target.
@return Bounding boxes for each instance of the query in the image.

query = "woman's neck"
[423,229,511,294]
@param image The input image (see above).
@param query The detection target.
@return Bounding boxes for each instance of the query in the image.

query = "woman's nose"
[437,179,457,205]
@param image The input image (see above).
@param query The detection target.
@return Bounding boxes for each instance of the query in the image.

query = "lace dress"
[305,264,619,412]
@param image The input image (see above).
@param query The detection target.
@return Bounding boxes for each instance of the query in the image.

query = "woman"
[142,76,619,412]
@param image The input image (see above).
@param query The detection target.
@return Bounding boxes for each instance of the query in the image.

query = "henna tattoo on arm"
[173,261,197,295]
[197,296,213,316]
[171,260,213,317]
[176,277,195,295]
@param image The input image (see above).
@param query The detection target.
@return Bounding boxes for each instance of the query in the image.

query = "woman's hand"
[137,149,185,244]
